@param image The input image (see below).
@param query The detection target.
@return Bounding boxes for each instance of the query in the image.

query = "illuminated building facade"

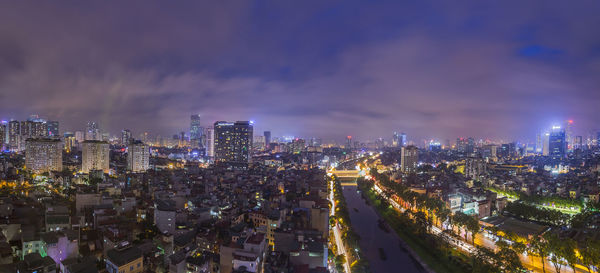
[8,121,21,152]
[47,121,59,138]
[214,121,253,168]
[25,138,63,174]
[121,129,131,145]
[127,140,150,173]
[549,126,566,160]
[0,121,6,151]
[205,127,214,158]
[400,145,418,173]
[82,140,110,173]
[190,114,202,148]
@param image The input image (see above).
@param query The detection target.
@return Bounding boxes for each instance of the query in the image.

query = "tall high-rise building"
[214,121,253,167]
[0,121,6,151]
[127,140,150,173]
[549,126,566,160]
[81,140,110,173]
[86,121,100,141]
[400,146,418,173]
[190,114,202,148]
[346,136,352,149]
[21,120,47,139]
[63,132,76,153]
[74,131,84,143]
[465,157,487,180]
[47,121,59,138]
[205,127,214,158]
[574,136,583,150]
[400,133,407,147]
[392,132,400,147]
[565,120,573,151]
[121,129,132,145]
[597,131,600,147]
[535,133,542,154]
[8,121,20,152]
[25,138,63,174]
[263,131,271,149]
[542,131,550,156]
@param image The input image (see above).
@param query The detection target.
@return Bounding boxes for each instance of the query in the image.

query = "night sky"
[1,1,599,142]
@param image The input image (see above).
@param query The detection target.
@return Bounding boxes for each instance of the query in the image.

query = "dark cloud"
[0,0,599,142]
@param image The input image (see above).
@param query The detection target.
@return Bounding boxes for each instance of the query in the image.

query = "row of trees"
[369,169,481,242]
[359,177,528,273]
[504,201,570,226]
[329,175,370,273]
[367,169,600,273]
[487,186,583,210]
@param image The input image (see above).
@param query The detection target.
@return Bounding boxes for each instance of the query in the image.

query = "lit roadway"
[329,177,351,273]
[360,154,587,273]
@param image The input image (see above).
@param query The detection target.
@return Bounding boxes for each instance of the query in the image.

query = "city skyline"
[1,1,599,141]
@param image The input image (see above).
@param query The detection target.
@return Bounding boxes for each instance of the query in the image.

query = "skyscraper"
[86,121,100,141]
[47,121,59,138]
[400,133,407,147]
[264,131,271,149]
[205,127,214,158]
[346,136,352,149]
[549,126,566,160]
[400,146,418,173]
[565,120,573,151]
[63,132,75,153]
[8,121,20,152]
[214,121,253,168]
[190,114,202,148]
[542,131,550,156]
[127,140,150,173]
[121,129,132,145]
[82,140,110,173]
[392,132,400,147]
[25,138,63,174]
[0,121,6,151]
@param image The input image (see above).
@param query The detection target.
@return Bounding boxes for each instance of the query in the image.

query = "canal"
[341,182,422,273]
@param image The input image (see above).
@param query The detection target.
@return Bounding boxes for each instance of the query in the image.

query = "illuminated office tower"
[565,120,573,151]
[392,132,401,147]
[400,146,418,173]
[574,136,583,150]
[190,114,202,148]
[0,122,6,151]
[214,121,253,167]
[542,131,550,156]
[346,136,352,149]
[8,121,20,152]
[535,133,542,154]
[47,121,59,138]
[127,140,150,173]
[21,120,47,139]
[25,138,63,174]
[82,140,110,173]
[204,127,214,158]
[264,131,271,149]
[549,126,566,160]
[400,133,407,147]
[121,129,132,145]
[86,121,100,140]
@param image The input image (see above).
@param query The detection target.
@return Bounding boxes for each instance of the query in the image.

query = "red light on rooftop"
[347,136,352,139]
[568,120,573,124]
